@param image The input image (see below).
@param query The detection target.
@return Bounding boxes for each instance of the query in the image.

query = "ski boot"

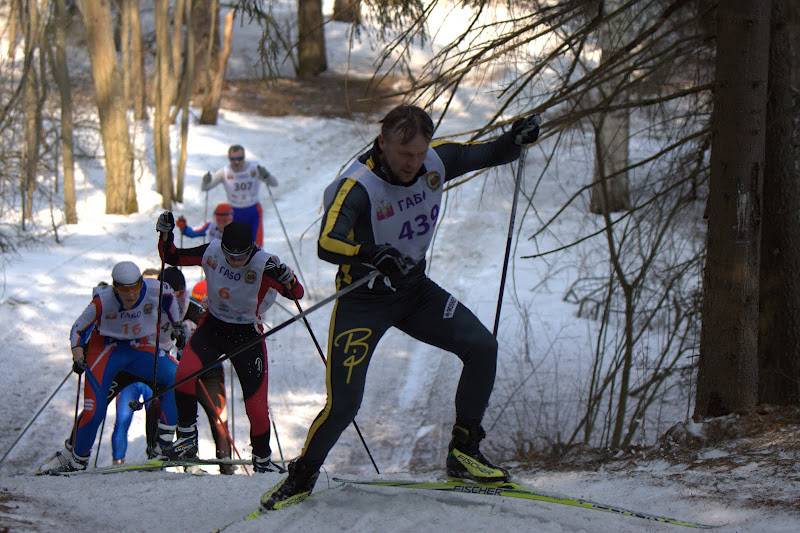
[146,423,179,460]
[218,453,236,475]
[446,423,509,483]
[154,424,198,460]
[260,458,320,511]
[37,441,89,475]
[253,454,287,474]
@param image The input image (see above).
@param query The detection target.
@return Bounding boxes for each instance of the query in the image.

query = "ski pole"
[151,243,167,399]
[203,189,209,244]
[93,416,106,468]
[229,363,235,446]
[266,181,308,288]
[492,146,527,337]
[130,272,379,411]
[70,372,83,457]
[1,370,74,465]
[198,378,250,476]
[268,406,285,466]
[290,295,380,474]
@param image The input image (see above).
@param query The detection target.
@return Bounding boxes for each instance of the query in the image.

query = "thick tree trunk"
[52,0,78,224]
[297,0,327,78]
[191,0,218,100]
[21,0,43,227]
[127,0,147,120]
[175,0,195,204]
[199,8,234,125]
[590,110,631,214]
[6,0,18,58]
[119,0,131,108]
[78,0,137,214]
[695,1,770,417]
[333,0,360,23]
[154,0,173,208]
[590,0,631,215]
[758,0,800,405]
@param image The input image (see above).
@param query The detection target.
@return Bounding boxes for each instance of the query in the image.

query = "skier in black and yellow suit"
[262,104,541,510]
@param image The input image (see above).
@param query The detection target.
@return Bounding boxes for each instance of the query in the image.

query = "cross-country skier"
[261,104,541,509]
[111,381,152,464]
[156,217,304,473]
[38,261,182,474]
[176,271,236,475]
[176,202,234,242]
[201,145,279,246]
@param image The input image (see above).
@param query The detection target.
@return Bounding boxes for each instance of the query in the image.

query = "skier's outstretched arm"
[433,114,540,180]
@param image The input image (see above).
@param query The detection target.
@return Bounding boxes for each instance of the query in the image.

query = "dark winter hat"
[160,266,186,292]
[221,222,254,256]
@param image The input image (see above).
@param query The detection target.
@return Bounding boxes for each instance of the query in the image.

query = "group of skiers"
[37,104,541,513]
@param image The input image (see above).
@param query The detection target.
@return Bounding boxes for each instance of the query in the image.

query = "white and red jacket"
[158,236,304,325]
[70,278,181,350]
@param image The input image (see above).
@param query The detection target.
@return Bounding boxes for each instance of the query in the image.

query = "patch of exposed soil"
[521,405,800,513]
[219,74,405,118]
[70,74,405,119]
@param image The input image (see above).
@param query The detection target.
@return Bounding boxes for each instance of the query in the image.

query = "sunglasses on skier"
[229,155,244,162]
[113,279,142,296]
[223,250,252,263]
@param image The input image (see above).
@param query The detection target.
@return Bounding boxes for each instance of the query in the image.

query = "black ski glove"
[365,244,414,284]
[172,323,187,349]
[201,172,213,190]
[265,257,295,286]
[510,114,541,146]
[156,211,175,235]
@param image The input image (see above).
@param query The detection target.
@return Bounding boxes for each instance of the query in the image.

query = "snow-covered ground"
[1,2,799,532]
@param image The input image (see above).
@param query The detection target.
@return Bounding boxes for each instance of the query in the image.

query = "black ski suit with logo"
[299,133,522,470]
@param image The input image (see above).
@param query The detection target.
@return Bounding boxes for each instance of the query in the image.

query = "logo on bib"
[245,270,257,284]
[206,256,218,270]
[143,303,154,315]
[376,199,395,221]
[425,171,442,190]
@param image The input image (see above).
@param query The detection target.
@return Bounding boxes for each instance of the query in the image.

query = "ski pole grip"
[129,400,144,411]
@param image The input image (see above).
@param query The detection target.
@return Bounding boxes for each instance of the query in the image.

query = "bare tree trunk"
[127,0,147,120]
[199,8,233,125]
[590,0,631,215]
[297,0,327,78]
[119,0,131,109]
[6,0,19,58]
[758,0,800,405]
[191,0,218,100]
[695,0,770,418]
[78,0,138,214]
[175,0,195,204]
[333,0,360,23]
[168,0,186,122]
[154,0,173,208]
[22,0,43,227]
[51,0,78,224]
